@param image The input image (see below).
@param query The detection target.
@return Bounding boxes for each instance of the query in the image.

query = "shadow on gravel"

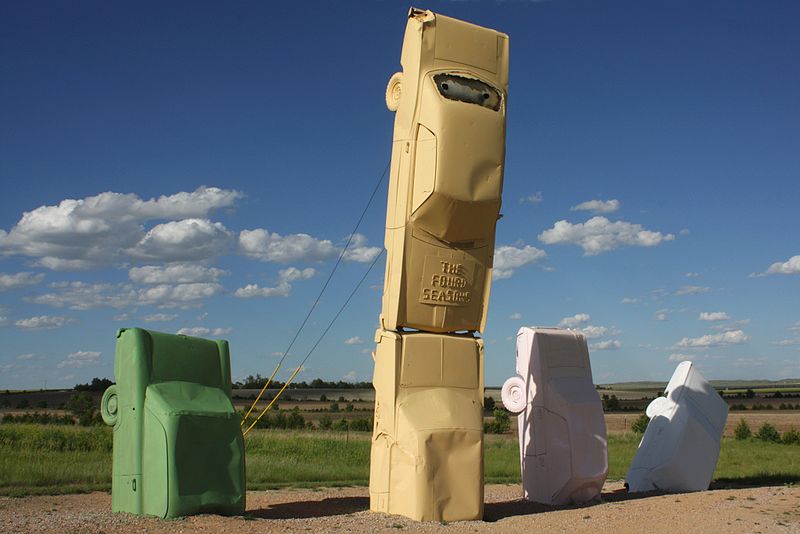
[483,488,662,522]
[248,497,369,519]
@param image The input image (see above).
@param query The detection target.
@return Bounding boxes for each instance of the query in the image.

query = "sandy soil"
[604,411,800,436]
[1,482,798,533]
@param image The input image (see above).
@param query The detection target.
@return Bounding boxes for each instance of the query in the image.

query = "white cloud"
[773,339,800,346]
[57,350,100,369]
[493,245,546,279]
[16,353,42,361]
[239,229,381,265]
[342,234,382,263]
[29,280,224,310]
[590,339,621,350]
[538,216,674,255]
[233,267,315,298]
[559,313,591,328]
[733,357,767,367]
[709,319,751,331]
[127,219,233,262]
[0,272,44,291]
[669,353,700,362]
[143,313,178,323]
[344,336,363,345]
[675,285,711,296]
[654,309,668,321]
[342,370,358,382]
[113,313,129,321]
[676,330,749,348]
[0,187,241,270]
[579,325,608,339]
[764,255,800,276]
[14,315,74,329]
[570,199,620,214]
[176,327,232,337]
[129,264,227,284]
[685,272,699,278]
[621,297,638,304]
[520,192,543,204]
[699,312,730,322]
[508,312,522,320]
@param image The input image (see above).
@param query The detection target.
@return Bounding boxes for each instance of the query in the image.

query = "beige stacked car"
[370,8,509,522]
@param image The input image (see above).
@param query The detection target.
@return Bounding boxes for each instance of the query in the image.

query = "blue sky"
[1,0,798,390]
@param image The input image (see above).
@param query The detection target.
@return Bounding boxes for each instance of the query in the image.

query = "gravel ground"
[1,482,798,533]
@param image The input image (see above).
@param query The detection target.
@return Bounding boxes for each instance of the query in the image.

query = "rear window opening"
[433,73,501,111]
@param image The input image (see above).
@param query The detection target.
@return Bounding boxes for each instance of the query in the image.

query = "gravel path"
[1,482,798,533]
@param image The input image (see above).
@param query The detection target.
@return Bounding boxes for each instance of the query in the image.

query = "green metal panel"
[102,328,245,518]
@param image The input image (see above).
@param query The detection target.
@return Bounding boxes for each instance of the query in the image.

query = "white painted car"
[626,361,729,493]
[501,327,608,505]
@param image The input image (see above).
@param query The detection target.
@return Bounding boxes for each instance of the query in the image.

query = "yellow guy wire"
[239,362,281,427]
[238,161,390,429]
[242,248,385,437]
[242,364,303,437]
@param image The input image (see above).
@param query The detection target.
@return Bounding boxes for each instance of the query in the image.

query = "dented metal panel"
[370,7,507,522]
[502,328,608,505]
[380,7,509,334]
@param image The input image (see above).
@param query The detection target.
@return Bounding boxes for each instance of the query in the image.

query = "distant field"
[1,424,798,497]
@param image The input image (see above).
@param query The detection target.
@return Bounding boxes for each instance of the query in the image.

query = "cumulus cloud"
[233,267,315,298]
[538,216,674,255]
[14,315,74,329]
[29,280,224,310]
[0,272,45,291]
[590,340,621,350]
[570,199,620,214]
[520,192,543,204]
[675,330,749,348]
[341,234,382,263]
[57,350,101,369]
[176,326,232,337]
[675,285,711,296]
[699,312,730,322]
[654,310,668,321]
[762,255,800,276]
[669,353,701,362]
[579,325,608,339]
[709,319,751,331]
[238,229,381,265]
[493,245,546,279]
[773,339,800,347]
[126,219,233,262]
[344,336,363,345]
[129,264,227,284]
[143,313,178,323]
[342,370,359,381]
[559,313,591,328]
[0,187,241,270]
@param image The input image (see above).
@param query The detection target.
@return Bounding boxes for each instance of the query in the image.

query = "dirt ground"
[1,482,798,533]
[604,411,800,436]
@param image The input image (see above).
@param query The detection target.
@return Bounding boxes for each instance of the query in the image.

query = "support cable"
[243,248,385,437]
[240,160,390,427]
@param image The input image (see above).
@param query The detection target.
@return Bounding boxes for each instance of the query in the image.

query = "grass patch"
[1,424,798,496]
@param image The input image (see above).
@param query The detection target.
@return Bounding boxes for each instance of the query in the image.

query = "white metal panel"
[501,327,608,504]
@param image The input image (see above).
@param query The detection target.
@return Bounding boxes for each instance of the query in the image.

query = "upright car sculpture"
[370,8,509,522]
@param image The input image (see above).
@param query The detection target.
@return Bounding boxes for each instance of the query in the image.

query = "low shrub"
[631,413,650,434]
[734,419,752,440]
[756,422,781,443]
[782,427,800,445]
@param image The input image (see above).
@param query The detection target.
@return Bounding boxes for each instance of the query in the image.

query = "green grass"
[1,424,798,496]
